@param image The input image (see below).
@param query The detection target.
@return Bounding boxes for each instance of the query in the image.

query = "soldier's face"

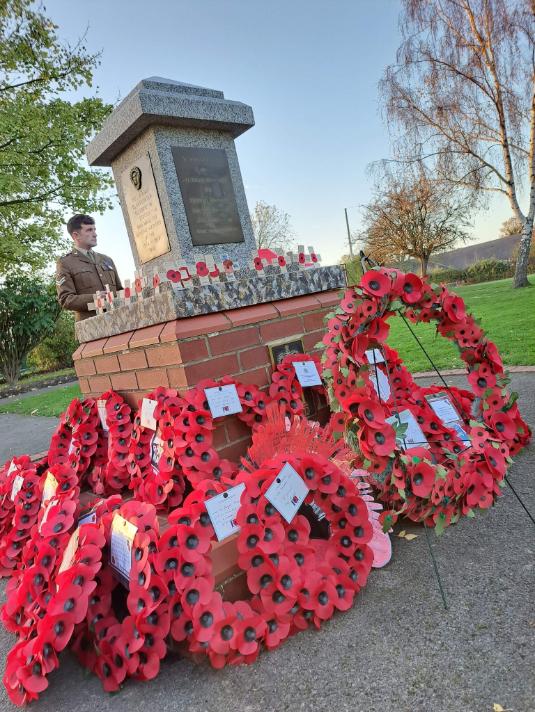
[73,222,97,249]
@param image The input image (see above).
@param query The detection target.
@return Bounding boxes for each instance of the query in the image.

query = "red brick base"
[73,290,340,459]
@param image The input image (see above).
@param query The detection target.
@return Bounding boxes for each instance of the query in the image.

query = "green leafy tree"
[0,275,60,384]
[0,0,113,275]
[27,310,77,371]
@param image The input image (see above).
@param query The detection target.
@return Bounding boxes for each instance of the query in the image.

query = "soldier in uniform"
[56,214,122,321]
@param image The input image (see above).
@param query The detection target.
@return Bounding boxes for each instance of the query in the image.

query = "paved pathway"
[0,374,533,712]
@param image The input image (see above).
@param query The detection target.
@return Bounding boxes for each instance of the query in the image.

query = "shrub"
[465,258,513,283]
[27,311,77,372]
[429,266,467,284]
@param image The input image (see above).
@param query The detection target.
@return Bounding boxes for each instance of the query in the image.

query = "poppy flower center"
[186,590,199,605]
[244,627,256,642]
[260,574,272,588]
[318,591,329,605]
[477,377,487,388]
[280,574,292,590]
[221,625,233,641]
[294,553,305,566]
[181,563,194,577]
[413,473,423,485]
[200,612,213,628]
[247,535,259,548]
[404,282,413,293]
[186,535,199,549]
[374,432,385,445]
[369,280,380,291]
[64,598,75,612]
[251,555,263,567]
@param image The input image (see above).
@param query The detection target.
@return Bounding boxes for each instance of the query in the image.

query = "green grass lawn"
[0,383,81,418]
[388,275,535,372]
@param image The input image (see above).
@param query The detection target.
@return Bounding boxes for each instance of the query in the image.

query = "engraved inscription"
[172,146,245,246]
[121,154,170,263]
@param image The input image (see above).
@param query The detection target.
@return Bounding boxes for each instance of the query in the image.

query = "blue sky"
[47,0,513,278]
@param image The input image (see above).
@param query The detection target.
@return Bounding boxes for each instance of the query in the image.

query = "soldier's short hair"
[67,214,95,236]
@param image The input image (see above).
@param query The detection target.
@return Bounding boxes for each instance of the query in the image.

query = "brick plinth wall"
[73,290,340,461]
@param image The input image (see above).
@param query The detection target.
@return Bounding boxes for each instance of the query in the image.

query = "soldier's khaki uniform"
[56,249,122,321]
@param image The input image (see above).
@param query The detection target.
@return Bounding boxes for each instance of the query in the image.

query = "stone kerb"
[73,290,339,463]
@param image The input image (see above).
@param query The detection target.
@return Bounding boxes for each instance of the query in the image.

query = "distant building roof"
[430,235,521,270]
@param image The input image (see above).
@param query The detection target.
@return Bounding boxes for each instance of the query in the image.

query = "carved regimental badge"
[130,166,142,190]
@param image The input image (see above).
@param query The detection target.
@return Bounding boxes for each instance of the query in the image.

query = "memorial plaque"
[121,153,170,264]
[172,146,245,246]
[268,337,305,367]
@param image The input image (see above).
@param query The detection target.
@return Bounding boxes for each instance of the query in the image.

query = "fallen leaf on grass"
[397,530,407,538]
[493,703,512,711]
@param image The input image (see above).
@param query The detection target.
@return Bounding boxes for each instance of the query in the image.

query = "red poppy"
[191,592,224,643]
[400,273,423,304]
[234,613,266,656]
[360,270,391,298]
[409,460,436,497]
[196,261,209,277]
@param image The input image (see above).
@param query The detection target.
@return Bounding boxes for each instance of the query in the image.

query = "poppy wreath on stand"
[164,452,374,670]
[85,390,133,495]
[269,353,328,422]
[127,387,188,511]
[320,268,531,533]
[173,377,271,487]
[73,498,170,692]
[0,457,44,577]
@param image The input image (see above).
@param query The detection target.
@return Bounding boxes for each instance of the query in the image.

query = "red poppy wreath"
[320,268,531,532]
[163,452,374,670]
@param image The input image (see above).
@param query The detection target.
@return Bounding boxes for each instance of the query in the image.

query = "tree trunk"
[1,361,21,387]
[419,255,429,277]
[513,217,534,288]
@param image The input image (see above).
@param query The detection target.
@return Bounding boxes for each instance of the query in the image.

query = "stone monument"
[86,77,257,273]
[74,78,347,461]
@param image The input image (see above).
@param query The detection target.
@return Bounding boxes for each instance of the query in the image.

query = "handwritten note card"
[265,463,309,524]
[204,384,243,418]
[293,360,322,387]
[205,483,246,541]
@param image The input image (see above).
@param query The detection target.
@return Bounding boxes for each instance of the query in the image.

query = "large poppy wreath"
[321,268,531,532]
[163,452,374,670]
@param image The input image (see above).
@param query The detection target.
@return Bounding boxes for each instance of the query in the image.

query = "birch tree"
[381,0,535,287]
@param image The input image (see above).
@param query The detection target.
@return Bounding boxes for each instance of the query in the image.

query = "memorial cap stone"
[86,77,257,272]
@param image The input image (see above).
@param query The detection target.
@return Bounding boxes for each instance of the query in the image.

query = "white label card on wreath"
[365,348,386,364]
[369,366,391,402]
[205,483,246,541]
[41,471,58,504]
[140,398,158,431]
[265,462,309,524]
[150,430,165,474]
[204,384,243,418]
[39,496,59,533]
[292,360,322,387]
[110,514,137,582]
[97,399,109,432]
[58,527,80,574]
[10,475,24,502]
[450,421,471,445]
[386,409,431,450]
[7,460,17,477]
[426,394,461,425]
